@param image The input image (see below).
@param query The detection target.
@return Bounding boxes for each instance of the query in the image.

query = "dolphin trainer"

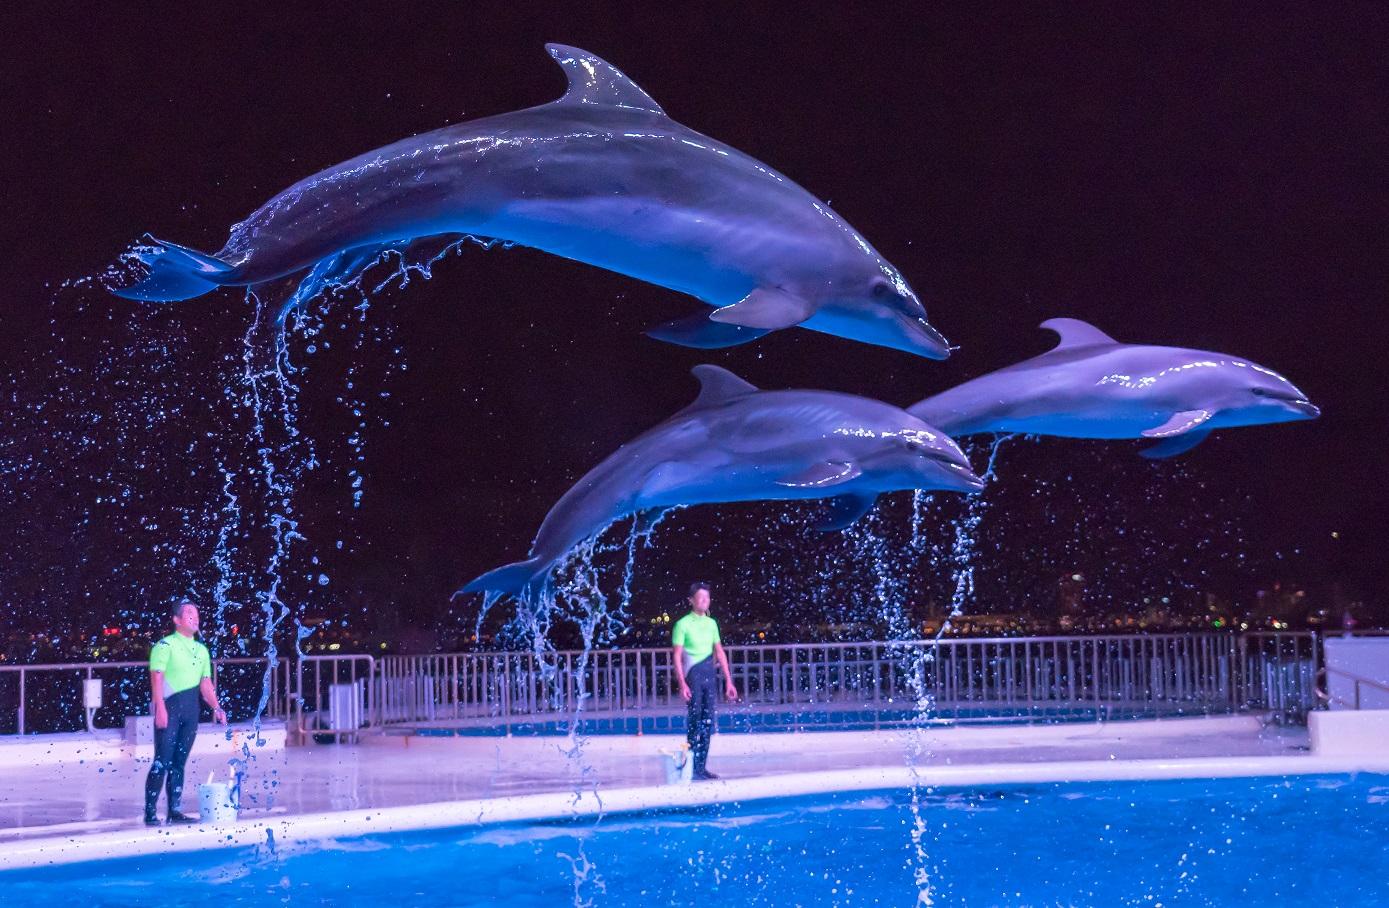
[909,318,1320,458]
[111,44,951,359]
[465,365,983,598]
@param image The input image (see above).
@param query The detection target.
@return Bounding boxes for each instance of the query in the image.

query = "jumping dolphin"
[111,44,951,359]
[909,318,1320,458]
[465,365,983,598]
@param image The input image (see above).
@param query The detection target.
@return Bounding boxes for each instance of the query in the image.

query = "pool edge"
[3,751,1388,872]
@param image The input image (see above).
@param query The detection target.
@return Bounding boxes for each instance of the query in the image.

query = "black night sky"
[2,4,1386,651]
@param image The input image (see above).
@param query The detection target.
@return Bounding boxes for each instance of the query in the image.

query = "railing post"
[872,644,882,706]
[1311,630,1322,717]
[797,644,805,705]
[1235,632,1247,711]
[1091,639,1100,719]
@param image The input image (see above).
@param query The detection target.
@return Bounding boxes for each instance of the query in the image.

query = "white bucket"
[661,748,694,785]
[198,781,238,824]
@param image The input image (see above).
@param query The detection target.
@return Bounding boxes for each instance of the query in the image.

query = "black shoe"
[167,811,199,824]
[143,815,160,827]
[693,769,720,781]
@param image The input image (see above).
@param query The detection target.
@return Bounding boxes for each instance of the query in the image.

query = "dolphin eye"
[871,280,895,300]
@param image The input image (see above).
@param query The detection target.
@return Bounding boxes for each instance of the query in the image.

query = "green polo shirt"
[150,632,211,697]
[672,612,721,665]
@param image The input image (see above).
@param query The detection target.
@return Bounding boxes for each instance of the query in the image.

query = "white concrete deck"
[1,715,1386,871]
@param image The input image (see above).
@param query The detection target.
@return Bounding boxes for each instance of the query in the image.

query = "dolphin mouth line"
[923,450,975,471]
[916,318,952,351]
[938,459,986,489]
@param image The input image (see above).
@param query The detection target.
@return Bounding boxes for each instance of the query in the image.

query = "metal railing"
[287,655,377,744]
[1324,667,1389,710]
[0,633,1319,740]
[0,654,376,738]
[374,631,1321,729]
[0,657,292,736]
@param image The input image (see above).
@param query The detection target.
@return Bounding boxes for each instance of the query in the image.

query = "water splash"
[944,434,1017,625]
[238,293,310,740]
[840,506,940,904]
[463,512,676,907]
[209,466,243,656]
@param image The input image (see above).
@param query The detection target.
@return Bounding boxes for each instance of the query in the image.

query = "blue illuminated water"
[397,702,1183,738]
[5,774,1385,906]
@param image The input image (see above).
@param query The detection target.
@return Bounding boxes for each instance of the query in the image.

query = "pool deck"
[2,714,1387,870]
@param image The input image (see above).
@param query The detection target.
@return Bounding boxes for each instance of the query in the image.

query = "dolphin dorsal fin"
[545,44,667,115]
[687,364,757,410]
[1040,318,1119,350]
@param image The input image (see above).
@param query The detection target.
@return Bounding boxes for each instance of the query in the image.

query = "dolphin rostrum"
[111,44,951,359]
[909,318,1320,458]
[465,365,983,598]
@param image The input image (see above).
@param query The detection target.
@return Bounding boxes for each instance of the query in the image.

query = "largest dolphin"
[465,365,983,598]
[909,318,1319,458]
[111,44,951,359]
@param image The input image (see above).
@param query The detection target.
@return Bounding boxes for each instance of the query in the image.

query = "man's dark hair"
[171,600,197,621]
[687,581,710,598]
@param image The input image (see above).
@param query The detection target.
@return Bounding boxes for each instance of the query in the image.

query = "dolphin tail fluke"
[111,237,235,301]
[462,557,548,598]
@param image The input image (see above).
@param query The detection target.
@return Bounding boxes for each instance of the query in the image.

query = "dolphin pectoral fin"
[646,312,770,349]
[776,461,863,489]
[812,493,878,532]
[1140,428,1213,459]
[709,288,816,331]
[1141,409,1213,438]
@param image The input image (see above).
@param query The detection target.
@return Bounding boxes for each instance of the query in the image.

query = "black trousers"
[685,656,718,772]
[144,687,201,817]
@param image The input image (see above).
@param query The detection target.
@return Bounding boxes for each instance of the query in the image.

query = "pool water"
[390,702,1205,738]
[6,774,1386,906]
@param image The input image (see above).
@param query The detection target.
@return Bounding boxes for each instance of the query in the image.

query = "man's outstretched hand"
[724,683,739,701]
[680,684,692,702]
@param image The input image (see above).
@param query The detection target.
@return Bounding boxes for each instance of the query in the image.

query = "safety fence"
[0,631,1320,740]
[374,631,1320,730]
[0,654,369,737]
